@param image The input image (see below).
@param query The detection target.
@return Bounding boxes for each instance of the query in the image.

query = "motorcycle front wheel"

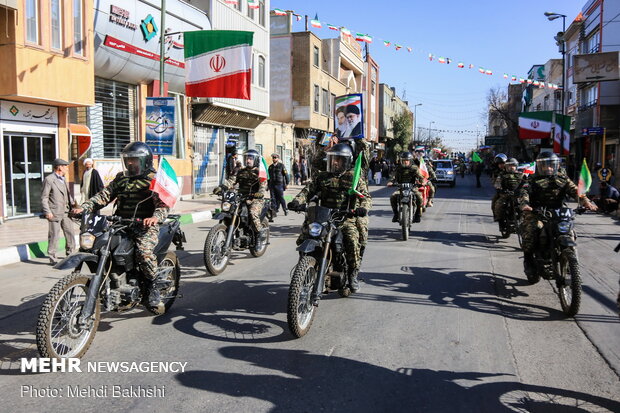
[558,249,582,316]
[400,204,410,241]
[203,223,230,275]
[287,256,318,338]
[36,272,100,359]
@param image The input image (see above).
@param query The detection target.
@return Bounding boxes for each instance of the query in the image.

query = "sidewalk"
[0,186,301,267]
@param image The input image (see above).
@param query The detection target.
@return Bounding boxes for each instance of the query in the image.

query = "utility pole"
[159,0,166,97]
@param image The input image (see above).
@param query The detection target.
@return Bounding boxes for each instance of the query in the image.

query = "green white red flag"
[348,153,365,198]
[419,157,429,180]
[184,30,253,99]
[577,158,592,196]
[519,111,553,140]
[273,8,287,15]
[150,157,180,208]
[311,14,322,28]
[553,113,571,155]
[259,156,269,183]
[247,0,259,9]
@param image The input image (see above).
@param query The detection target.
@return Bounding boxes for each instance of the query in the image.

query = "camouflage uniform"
[389,164,424,217]
[81,171,169,279]
[227,166,266,232]
[292,170,370,271]
[426,162,437,201]
[517,173,582,255]
[493,170,524,221]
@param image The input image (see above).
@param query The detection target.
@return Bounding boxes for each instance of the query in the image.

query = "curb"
[0,209,214,268]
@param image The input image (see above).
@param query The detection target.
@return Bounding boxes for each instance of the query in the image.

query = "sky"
[270,0,586,152]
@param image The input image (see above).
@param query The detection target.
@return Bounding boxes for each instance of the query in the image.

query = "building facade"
[378,84,411,158]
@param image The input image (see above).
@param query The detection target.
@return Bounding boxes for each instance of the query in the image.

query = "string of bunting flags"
[269,7,561,90]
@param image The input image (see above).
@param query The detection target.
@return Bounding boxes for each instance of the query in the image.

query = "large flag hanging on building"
[577,158,592,196]
[553,113,571,156]
[150,157,180,208]
[518,111,553,140]
[184,30,253,99]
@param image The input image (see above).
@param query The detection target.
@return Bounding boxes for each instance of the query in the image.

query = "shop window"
[93,78,136,158]
[51,0,62,50]
[26,0,39,44]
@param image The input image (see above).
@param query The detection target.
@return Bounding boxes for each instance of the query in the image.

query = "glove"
[212,186,221,195]
[354,207,368,217]
[253,192,264,199]
[287,200,300,211]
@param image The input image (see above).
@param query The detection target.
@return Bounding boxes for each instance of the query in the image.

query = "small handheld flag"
[577,159,592,196]
[348,153,365,198]
[150,157,180,208]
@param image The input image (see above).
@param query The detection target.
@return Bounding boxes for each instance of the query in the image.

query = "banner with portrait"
[334,93,364,139]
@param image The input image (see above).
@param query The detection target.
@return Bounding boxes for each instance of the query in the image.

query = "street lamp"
[545,11,567,155]
[428,121,435,148]
[413,103,422,145]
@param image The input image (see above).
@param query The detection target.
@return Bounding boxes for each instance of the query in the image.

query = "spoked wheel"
[400,204,409,241]
[36,272,100,359]
[146,252,181,316]
[250,218,270,257]
[287,256,318,338]
[558,249,582,316]
[203,223,230,275]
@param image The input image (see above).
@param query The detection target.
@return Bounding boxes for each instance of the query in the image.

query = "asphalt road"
[1,174,619,412]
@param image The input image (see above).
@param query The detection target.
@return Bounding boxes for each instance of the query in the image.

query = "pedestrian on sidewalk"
[80,158,104,203]
[268,153,289,215]
[41,158,77,264]
[292,158,301,185]
[300,157,308,184]
[593,181,620,214]
[474,162,483,188]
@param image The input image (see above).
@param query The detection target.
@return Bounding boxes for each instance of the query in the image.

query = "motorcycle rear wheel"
[400,204,410,241]
[558,249,581,316]
[36,272,100,359]
[146,252,181,316]
[287,256,318,338]
[250,218,270,257]
[203,223,230,275]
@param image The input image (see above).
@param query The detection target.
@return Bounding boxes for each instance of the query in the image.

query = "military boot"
[349,269,361,293]
[523,252,535,277]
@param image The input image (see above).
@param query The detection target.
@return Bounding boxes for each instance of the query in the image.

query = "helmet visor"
[245,154,258,168]
[326,153,351,174]
[536,157,559,176]
[121,154,147,177]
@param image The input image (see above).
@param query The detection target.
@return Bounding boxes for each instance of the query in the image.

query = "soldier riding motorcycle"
[494,158,524,239]
[388,151,424,240]
[204,150,270,275]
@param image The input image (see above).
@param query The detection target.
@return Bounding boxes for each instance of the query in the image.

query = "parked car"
[432,159,456,187]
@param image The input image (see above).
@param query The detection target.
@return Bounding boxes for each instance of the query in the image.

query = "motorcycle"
[498,190,521,240]
[203,189,270,275]
[397,183,416,241]
[527,206,583,316]
[36,213,185,359]
[287,203,356,337]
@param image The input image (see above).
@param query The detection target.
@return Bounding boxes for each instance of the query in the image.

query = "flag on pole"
[553,113,571,155]
[419,157,430,179]
[521,162,536,175]
[348,153,365,198]
[577,158,592,196]
[328,24,339,31]
[364,34,373,43]
[150,157,180,208]
[518,111,553,140]
[184,30,253,99]
[273,8,287,16]
[258,156,269,183]
[472,152,483,163]
[310,14,322,28]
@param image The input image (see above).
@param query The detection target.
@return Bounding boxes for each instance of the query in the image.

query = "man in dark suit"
[268,153,289,215]
[41,158,77,264]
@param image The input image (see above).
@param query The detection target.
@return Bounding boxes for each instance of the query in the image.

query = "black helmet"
[494,153,507,164]
[244,149,261,168]
[121,142,153,177]
[536,151,560,176]
[326,143,353,175]
[399,151,414,162]
[505,158,518,171]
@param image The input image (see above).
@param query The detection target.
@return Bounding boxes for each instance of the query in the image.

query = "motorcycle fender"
[213,212,231,221]
[54,252,98,270]
[400,196,410,203]
[297,239,321,253]
[558,236,576,247]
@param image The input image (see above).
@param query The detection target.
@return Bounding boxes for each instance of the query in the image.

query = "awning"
[69,123,92,159]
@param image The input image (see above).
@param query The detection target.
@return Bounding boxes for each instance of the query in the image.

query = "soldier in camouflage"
[74,142,169,310]
[219,149,267,233]
[491,154,507,220]
[493,158,524,231]
[517,152,597,276]
[288,144,370,292]
[388,151,424,223]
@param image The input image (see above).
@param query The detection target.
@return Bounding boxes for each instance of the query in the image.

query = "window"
[258,55,265,88]
[93,78,136,158]
[313,46,319,67]
[251,53,255,85]
[322,89,329,115]
[234,0,242,12]
[584,32,600,54]
[330,93,335,115]
[73,0,84,56]
[584,85,598,106]
[259,0,265,26]
[50,0,62,50]
[25,0,39,44]
[371,80,376,96]
[543,95,549,111]
[247,3,255,19]
[255,144,263,156]
[314,85,320,112]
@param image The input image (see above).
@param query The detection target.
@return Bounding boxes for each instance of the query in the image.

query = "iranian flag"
[364,34,373,43]
[457,62,464,68]
[150,157,180,208]
[419,157,430,180]
[519,111,553,140]
[521,162,536,175]
[247,0,260,9]
[335,94,361,107]
[310,14,322,28]
[407,47,412,52]
[553,113,571,155]
[341,28,351,37]
[438,57,446,63]
[258,156,269,183]
[184,30,253,99]
[384,41,391,47]
[577,158,592,196]
[273,8,287,16]
[328,24,339,31]
[355,32,366,42]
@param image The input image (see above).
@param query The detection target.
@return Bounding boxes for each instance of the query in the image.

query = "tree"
[387,111,413,161]
[487,86,530,161]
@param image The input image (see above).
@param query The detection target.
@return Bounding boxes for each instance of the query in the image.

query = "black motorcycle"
[527,206,583,316]
[203,189,270,275]
[397,183,416,241]
[287,204,356,338]
[36,213,185,359]
[498,190,521,240]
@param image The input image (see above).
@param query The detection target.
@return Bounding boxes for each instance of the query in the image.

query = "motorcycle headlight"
[80,233,96,250]
[309,222,323,237]
[557,221,572,234]
[222,202,232,212]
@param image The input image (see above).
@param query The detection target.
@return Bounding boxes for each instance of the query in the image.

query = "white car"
[432,159,456,187]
